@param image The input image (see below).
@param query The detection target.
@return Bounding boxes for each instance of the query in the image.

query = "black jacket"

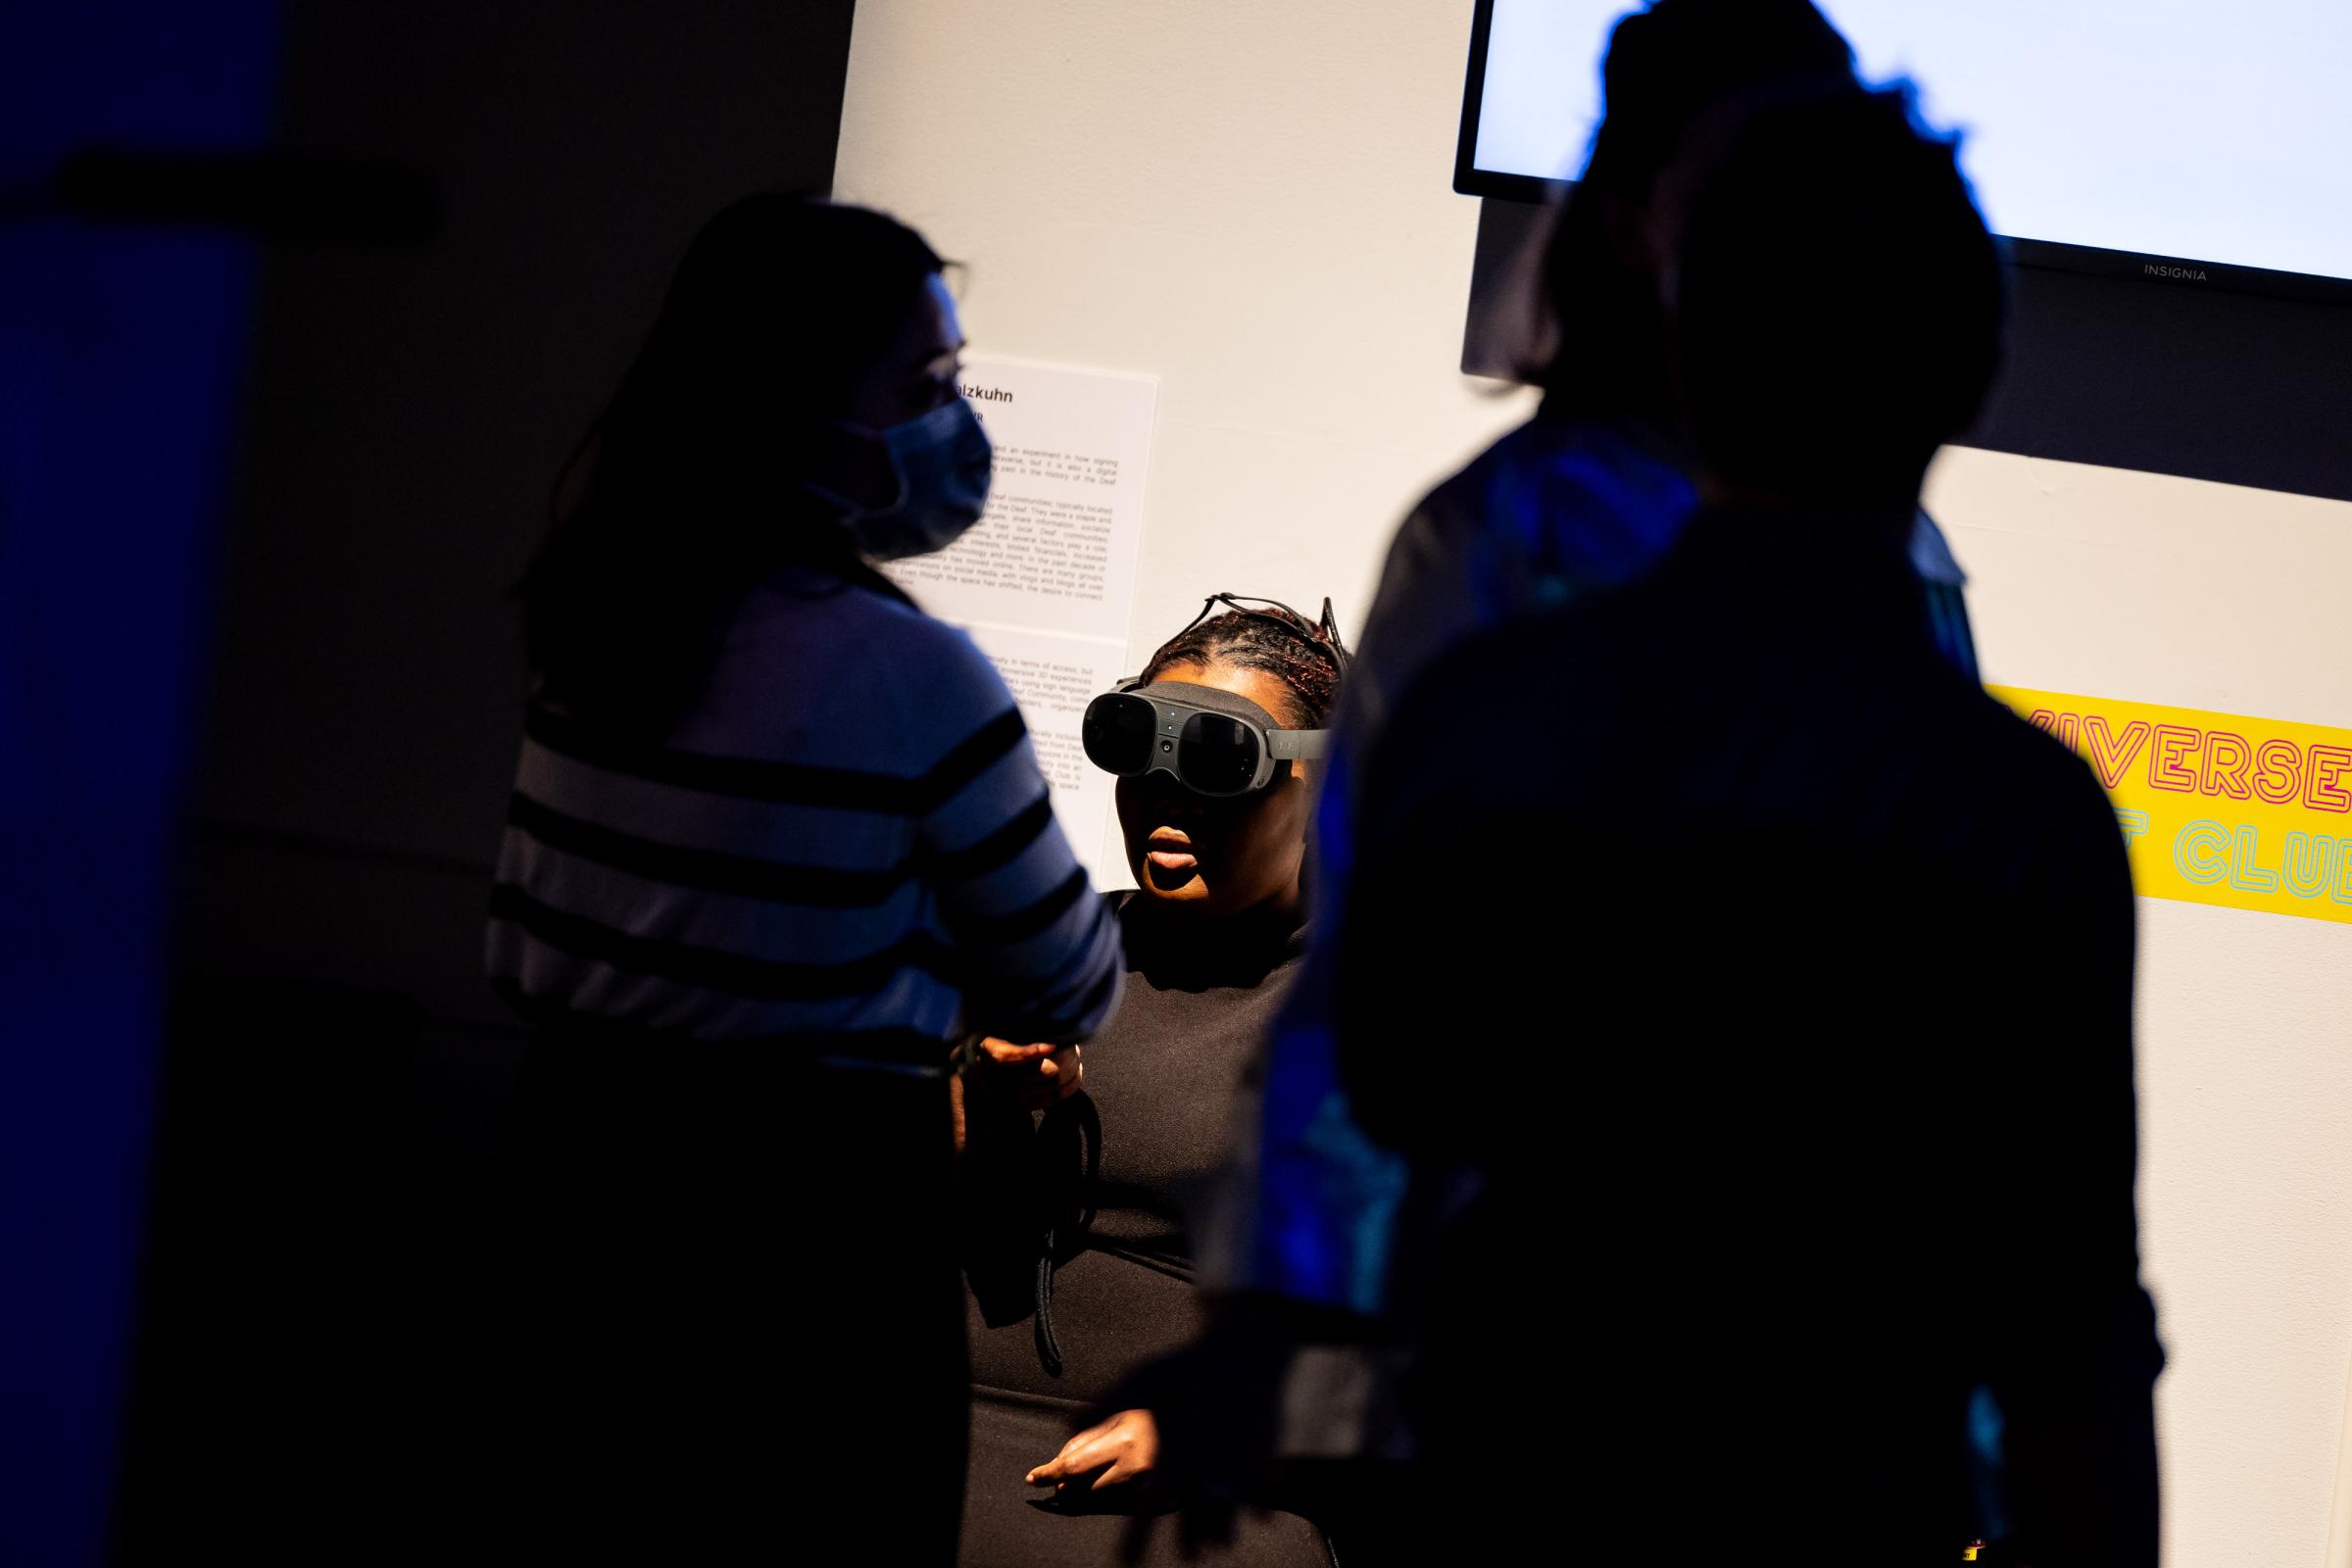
[1342,505,2162,1564]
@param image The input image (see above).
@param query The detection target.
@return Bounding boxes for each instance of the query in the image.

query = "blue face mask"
[821,397,995,563]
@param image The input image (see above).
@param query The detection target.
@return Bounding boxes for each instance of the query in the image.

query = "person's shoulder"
[1950,682,2102,789]
[1414,412,1650,517]
[1928,681,2132,879]
[1376,422,1523,584]
[743,566,929,633]
[733,574,1019,753]
[1907,509,1967,589]
[1444,593,1603,665]
[2002,698,2125,821]
[866,603,1019,725]
[1403,412,1692,584]
[751,572,1000,678]
[1411,415,1543,508]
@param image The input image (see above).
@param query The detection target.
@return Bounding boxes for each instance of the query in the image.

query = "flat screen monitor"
[1456,0,2352,303]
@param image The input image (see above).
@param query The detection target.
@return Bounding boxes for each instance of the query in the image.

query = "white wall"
[836,1,1536,652]
[1929,453,2352,1568]
[836,5,2352,1563]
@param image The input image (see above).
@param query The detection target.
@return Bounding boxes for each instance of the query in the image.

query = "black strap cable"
[1031,1091,1102,1378]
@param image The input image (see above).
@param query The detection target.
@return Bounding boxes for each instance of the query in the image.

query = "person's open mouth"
[1146,826,1198,873]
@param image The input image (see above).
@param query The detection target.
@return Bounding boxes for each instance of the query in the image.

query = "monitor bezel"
[1450,0,2352,308]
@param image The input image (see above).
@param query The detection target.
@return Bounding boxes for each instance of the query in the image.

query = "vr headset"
[1080,595,1348,799]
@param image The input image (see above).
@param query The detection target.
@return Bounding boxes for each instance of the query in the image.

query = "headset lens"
[1179,712,1261,796]
[1082,692,1156,774]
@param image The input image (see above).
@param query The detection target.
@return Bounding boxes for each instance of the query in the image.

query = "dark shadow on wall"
[118,5,856,1558]
[175,0,857,1062]
[192,0,858,897]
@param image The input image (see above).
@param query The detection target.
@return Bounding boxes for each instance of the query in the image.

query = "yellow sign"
[1988,686,2352,925]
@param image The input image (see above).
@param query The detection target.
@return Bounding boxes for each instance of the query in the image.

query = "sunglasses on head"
[1080,594,1348,799]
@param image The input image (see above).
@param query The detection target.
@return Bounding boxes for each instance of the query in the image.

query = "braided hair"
[1138,604,1344,730]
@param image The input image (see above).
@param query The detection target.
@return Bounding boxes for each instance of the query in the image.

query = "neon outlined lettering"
[2084,717,2152,791]
[2229,826,2278,893]
[2282,833,2335,901]
[2173,820,2229,885]
[2148,725,2200,792]
[2303,746,2352,813]
[2252,738,2303,806]
[2200,732,2253,800]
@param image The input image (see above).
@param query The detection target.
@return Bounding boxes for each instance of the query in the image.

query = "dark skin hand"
[949,1039,1082,1153]
[1092,1293,1356,1553]
[1027,1408,1160,1497]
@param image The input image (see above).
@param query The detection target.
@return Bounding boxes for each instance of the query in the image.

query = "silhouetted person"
[1337,88,2162,1563]
[468,195,1121,1562]
[1216,0,1979,1341]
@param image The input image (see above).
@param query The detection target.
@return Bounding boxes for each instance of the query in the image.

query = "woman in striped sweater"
[473,195,1121,1563]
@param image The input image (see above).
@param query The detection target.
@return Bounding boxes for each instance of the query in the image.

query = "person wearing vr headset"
[476,195,1122,1563]
[951,596,1347,1568]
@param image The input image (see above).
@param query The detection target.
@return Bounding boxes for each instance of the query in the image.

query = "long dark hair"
[516,194,945,731]
[1529,0,1852,425]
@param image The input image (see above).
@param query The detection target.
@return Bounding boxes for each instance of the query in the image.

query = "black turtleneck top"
[956,892,1330,1568]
